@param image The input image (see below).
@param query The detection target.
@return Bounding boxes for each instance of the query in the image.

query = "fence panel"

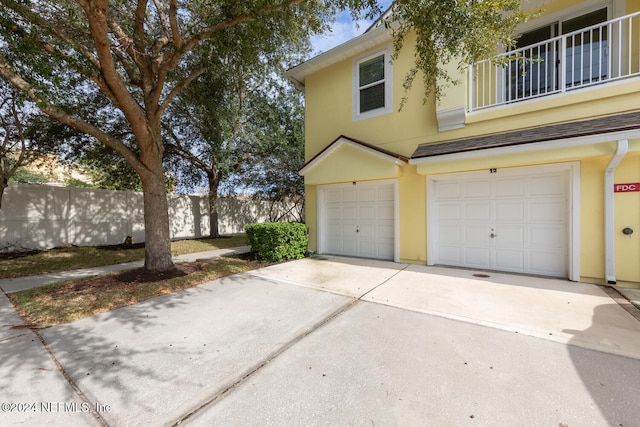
[0,184,302,251]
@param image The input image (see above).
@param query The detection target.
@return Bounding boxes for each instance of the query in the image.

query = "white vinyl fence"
[0,184,302,250]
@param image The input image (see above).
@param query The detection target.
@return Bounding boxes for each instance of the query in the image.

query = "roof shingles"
[411,112,640,159]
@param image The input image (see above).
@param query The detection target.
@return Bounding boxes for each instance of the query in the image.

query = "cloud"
[310,12,372,55]
[310,0,394,56]
[310,1,393,55]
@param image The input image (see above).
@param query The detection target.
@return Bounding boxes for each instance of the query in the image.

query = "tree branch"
[164,125,211,175]
[168,0,183,51]
[0,54,145,173]
[158,65,207,117]
[133,0,148,56]
[78,0,149,148]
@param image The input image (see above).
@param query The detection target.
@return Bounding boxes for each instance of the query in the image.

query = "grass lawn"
[9,254,269,327]
[0,235,248,279]
[3,235,270,327]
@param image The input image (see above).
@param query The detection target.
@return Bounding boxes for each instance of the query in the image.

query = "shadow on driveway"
[565,304,640,427]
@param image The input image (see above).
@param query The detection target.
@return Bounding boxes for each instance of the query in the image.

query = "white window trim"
[352,46,393,122]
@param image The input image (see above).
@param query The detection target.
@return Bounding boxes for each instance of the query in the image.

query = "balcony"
[469,11,640,112]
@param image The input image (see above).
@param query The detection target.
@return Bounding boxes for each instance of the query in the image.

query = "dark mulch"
[96,242,146,251]
[69,263,205,294]
[0,250,40,261]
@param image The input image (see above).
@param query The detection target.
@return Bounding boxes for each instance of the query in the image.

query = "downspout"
[604,139,628,284]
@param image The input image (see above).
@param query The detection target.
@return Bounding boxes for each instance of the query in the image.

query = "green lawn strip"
[9,257,263,327]
[169,235,248,256]
[0,235,249,279]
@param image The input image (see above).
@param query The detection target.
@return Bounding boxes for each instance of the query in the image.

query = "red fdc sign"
[614,183,640,193]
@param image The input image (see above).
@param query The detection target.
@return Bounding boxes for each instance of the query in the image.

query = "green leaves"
[245,222,308,262]
[390,0,531,105]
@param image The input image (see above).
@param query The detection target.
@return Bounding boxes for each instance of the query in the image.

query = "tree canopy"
[0,0,527,271]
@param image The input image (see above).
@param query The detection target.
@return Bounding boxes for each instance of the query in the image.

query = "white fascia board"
[409,129,640,165]
[299,137,407,176]
[284,24,394,87]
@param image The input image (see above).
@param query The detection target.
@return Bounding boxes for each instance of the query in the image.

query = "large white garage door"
[320,181,396,260]
[430,165,570,277]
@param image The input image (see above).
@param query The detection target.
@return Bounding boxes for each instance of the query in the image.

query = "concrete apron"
[251,256,640,360]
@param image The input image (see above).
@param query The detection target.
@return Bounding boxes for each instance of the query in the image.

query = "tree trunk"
[208,176,220,238]
[140,160,174,272]
[0,180,6,210]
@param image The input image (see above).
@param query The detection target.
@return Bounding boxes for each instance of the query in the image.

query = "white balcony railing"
[469,11,640,112]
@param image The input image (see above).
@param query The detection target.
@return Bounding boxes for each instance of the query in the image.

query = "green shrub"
[245,222,308,262]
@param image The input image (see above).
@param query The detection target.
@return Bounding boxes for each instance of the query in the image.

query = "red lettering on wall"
[614,183,640,192]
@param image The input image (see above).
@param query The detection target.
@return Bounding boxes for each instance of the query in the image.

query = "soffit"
[285,25,393,87]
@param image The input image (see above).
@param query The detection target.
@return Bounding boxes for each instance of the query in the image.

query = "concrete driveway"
[2,256,640,426]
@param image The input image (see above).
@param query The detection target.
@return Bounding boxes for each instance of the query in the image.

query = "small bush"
[245,222,308,262]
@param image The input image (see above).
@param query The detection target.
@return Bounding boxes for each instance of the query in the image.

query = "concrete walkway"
[1,254,639,426]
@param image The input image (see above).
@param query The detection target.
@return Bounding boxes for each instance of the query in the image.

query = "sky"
[310,1,394,55]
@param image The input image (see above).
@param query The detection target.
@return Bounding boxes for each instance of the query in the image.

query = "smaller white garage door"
[430,165,573,277]
[320,181,396,260]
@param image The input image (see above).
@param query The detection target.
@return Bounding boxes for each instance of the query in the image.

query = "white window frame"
[352,46,393,122]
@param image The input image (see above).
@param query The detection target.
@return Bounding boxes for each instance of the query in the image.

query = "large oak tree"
[0,0,527,272]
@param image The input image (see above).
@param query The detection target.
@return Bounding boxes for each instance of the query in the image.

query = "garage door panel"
[495,250,524,270]
[464,181,491,198]
[358,224,376,239]
[465,225,490,243]
[378,224,394,239]
[377,242,394,259]
[530,200,565,222]
[464,247,491,267]
[497,225,525,244]
[438,224,461,242]
[529,226,565,249]
[326,206,343,221]
[326,222,343,237]
[438,203,462,220]
[465,203,491,220]
[437,182,462,199]
[358,206,375,220]
[321,182,395,261]
[378,186,394,201]
[358,242,376,257]
[432,166,569,278]
[342,240,358,255]
[495,201,524,221]
[342,189,357,202]
[528,251,566,276]
[343,206,358,220]
[326,190,342,203]
[377,205,394,220]
[439,246,462,264]
[358,188,376,202]
[326,239,342,253]
[530,174,565,196]
[495,178,525,197]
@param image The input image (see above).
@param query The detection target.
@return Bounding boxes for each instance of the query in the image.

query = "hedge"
[245,222,308,262]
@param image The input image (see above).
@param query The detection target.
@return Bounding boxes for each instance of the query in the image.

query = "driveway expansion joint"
[599,285,640,323]
[171,298,359,426]
[31,328,109,427]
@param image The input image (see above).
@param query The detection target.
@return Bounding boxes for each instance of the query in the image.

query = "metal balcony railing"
[469,11,640,112]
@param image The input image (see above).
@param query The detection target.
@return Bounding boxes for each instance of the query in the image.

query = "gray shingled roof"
[411,112,640,159]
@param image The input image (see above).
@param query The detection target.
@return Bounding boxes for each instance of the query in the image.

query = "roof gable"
[299,135,408,177]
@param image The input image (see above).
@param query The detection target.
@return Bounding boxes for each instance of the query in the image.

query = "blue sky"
[310,1,393,55]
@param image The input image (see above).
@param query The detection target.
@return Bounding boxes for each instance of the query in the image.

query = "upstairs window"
[353,48,392,121]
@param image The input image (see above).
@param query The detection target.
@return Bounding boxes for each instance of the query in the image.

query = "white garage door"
[320,181,396,260]
[430,165,570,277]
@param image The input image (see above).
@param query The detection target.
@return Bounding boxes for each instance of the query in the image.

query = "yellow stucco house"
[286,0,640,288]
